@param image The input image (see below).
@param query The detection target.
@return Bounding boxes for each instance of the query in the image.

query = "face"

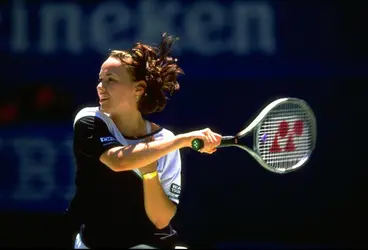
[97,56,145,114]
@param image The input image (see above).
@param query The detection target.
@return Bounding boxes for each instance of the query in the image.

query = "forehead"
[99,57,125,77]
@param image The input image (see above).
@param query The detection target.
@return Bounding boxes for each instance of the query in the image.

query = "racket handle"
[191,136,235,151]
[191,138,204,151]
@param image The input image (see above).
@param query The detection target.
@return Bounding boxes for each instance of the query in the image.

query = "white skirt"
[74,233,89,249]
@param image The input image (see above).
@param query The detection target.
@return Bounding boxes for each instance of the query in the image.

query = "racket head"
[253,98,317,174]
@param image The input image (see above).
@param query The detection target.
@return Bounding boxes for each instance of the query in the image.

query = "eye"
[98,76,117,85]
[108,78,116,84]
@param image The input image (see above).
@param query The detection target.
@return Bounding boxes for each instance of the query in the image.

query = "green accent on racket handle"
[191,136,235,151]
[191,138,204,151]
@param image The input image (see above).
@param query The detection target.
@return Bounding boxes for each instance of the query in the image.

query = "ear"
[134,80,147,97]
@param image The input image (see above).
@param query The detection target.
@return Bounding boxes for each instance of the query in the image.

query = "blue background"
[0,0,365,248]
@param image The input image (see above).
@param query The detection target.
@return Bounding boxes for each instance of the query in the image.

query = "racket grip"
[191,136,235,151]
[191,138,204,151]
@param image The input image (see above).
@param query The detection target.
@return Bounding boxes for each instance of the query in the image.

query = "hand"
[139,136,158,174]
[183,128,222,154]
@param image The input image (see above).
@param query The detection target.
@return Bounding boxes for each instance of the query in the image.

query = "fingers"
[207,130,216,144]
[212,132,222,147]
[208,148,217,154]
[200,128,222,154]
[201,133,212,153]
[199,148,216,154]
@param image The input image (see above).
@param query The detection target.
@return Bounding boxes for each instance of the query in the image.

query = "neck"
[110,109,147,138]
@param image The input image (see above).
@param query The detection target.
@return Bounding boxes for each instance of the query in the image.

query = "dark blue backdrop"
[0,0,365,248]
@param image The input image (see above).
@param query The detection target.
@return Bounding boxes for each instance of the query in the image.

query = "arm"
[100,127,222,172]
[143,171,177,229]
[75,115,220,174]
[74,115,189,172]
[142,147,182,229]
[100,136,187,172]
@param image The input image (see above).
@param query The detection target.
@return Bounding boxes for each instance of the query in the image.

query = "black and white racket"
[191,98,317,174]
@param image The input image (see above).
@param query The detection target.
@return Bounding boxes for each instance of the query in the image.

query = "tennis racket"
[191,97,317,174]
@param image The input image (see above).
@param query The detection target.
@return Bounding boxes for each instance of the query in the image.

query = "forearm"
[143,175,177,229]
[101,134,188,172]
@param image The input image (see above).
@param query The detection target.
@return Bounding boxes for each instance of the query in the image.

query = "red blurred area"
[0,83,74,124]
[0,103,18,123]
[35,86,56,108]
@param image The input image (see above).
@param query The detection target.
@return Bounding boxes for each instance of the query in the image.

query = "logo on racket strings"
[269,120,304,153]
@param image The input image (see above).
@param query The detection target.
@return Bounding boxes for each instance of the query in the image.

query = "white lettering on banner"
[233,3,276,54]
[11,0,29,52]
[12,138,56,200]
[62,138,76,201]
[90,2,132,55]
[0,136,76,203]
[184,2,226,56]
[136,0,182,53]
[39,3,83,53]
[8,1,276,55]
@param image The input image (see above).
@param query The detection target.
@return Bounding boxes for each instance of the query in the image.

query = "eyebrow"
[99,72,117,78]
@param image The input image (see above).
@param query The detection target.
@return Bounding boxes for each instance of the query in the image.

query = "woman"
[67,33,221,249]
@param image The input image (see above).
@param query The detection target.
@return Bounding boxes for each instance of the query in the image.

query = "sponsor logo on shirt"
[170,183,181,195]
[100,136,116,143]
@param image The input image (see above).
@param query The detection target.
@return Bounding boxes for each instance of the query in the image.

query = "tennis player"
[66,33,221,249]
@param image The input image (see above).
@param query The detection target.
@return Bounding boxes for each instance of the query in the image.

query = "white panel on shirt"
[74,107,182,204]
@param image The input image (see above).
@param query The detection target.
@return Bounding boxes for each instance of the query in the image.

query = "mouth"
[99,97,109,103]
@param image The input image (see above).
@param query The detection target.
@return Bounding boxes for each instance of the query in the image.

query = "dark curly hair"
[109,33,184,115]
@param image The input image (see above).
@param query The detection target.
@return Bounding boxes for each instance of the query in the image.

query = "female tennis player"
[66,33,221,249]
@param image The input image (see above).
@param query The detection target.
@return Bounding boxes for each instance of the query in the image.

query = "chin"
[99,104,111,113]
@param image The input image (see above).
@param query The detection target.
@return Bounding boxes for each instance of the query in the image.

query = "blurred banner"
[0,0,355,83]
[0,0,357,213]
[0,124,74,211]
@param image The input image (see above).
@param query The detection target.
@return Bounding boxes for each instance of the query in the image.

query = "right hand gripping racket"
[191,98,317,174]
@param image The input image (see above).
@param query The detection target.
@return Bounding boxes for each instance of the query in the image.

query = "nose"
[97,81,104,90]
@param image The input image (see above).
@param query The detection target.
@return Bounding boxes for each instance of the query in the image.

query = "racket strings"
[257,102,314,171]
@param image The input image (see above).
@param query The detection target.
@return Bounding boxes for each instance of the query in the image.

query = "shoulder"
[73,106,100,126]
[161,128,175,139]
[154,126,176,140]
[155,126,181,160]
[154,127,178,157]
[157,127,182,180]
[73,107,110,134]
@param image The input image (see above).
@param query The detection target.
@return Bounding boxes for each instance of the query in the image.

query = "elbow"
[114,155,130,172]
[148,212,173,229]
[153,218,170,229]
[111,157,131,172]
[111,161,127,172]
[109,162,125,172]
[151,209,176,229]
[101,147,132,172]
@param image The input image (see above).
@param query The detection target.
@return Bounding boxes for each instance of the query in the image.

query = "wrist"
[175,133,192,148]
[142,170,158,180]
